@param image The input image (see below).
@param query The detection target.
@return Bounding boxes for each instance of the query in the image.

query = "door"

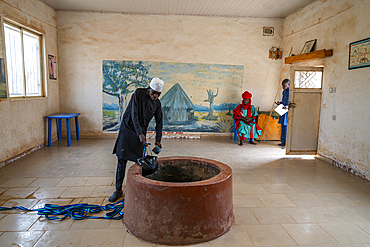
[286,67,323,155]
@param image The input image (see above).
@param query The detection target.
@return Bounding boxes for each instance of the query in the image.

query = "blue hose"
[0,199,124,220]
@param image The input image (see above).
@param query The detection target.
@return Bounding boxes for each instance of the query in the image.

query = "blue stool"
[45,113,80,147]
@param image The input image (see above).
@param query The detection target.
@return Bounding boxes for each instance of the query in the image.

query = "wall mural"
[102,60,243,133]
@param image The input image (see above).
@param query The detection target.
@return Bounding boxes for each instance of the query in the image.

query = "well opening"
[144,160,221,182]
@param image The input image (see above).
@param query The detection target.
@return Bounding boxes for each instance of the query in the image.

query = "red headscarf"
[241,91,252,113]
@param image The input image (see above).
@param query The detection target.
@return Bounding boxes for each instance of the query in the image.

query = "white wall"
[283,0,370,177]
[0,0,59,164]
[56,11,284,135]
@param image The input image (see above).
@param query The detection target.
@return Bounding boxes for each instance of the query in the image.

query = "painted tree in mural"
[204,88,219,120]
[103,61,151,124]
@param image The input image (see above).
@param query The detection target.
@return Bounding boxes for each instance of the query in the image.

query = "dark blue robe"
[113,88,163,162]
[278,89,289,126]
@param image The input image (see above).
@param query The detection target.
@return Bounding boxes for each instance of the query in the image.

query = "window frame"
[3,19,45,99]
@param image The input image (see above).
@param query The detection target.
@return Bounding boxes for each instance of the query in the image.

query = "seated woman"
[233,91,262,146]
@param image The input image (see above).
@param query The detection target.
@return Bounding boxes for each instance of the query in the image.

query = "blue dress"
[278,89,289,126]
[236,105,262,139]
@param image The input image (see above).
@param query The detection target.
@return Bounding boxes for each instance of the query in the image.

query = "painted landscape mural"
[102,60,243,133]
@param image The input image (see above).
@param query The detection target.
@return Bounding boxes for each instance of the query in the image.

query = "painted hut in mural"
[160,83,195,124]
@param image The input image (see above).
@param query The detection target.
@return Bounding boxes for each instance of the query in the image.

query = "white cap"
[149,78,164,92]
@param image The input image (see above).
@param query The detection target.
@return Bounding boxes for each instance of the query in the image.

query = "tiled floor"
[0,137,370,246]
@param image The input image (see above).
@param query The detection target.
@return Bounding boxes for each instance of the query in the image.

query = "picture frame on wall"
[349,37,370,70]
[300,39,317,54]
[48,54,57,80]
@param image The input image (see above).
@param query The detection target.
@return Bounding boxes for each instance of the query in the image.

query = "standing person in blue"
[275,79,290,149]
[108,78,164,202]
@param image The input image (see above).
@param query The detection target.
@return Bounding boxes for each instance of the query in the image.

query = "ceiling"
[40,0,317,19]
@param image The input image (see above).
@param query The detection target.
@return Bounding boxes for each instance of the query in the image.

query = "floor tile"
[284,193,327,207]
[261,183,296,194]
[84,177,114,186]
[349,206,370,221]
[210,225,254,246]
[33,187,68,199]
[69,197,105,205]
[30,217,74,230]
[56,177,89,187]
[314,193,358,206]
[285,181,324,193]
[0,178,37,187]
[233,207,259,225]
[354,221,370,235]
[341,192,370,205]
[59,186,95,198]
[27,178,63,187]
[251,207,296,224]
[90,185,115,197]
[123,232,161,246]
[282,223,337,245]
[34,230,86,247]
[244,224,297,246]
[315,175,347,183]
[0,231,45,247]
[315,206,366,222]
[70,218,112,229]
[241,175,271,184]
[257,194,296,207]
[110,219,125,229]
[79,229,125,247]
[284,207,329,223]
[32,198,73,209]
[76,163,102,169]
[318,222,370,244]
[233,195,264,207]
[314,182,352,193]
[0,213,40,231]
[340,183,370,193]
[0,187,38,199]
[234,183,269,195]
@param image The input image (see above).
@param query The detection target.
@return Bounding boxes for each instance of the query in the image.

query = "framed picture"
[300,39,317,54]
[349,37,370,70]
[48,54,57,80]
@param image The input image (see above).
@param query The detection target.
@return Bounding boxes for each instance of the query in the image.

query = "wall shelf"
[285,49,333,64]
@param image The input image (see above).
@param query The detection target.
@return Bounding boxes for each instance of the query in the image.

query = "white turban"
[149,78,164,92]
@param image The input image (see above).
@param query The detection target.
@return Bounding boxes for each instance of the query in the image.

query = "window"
[294,70,322,88]
[4,21,43,97]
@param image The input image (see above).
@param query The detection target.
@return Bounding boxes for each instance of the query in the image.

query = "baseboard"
[3,143,44,167]
[316,154,333,164]
[317,153,370,182]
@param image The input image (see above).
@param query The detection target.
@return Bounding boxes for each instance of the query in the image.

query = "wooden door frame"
[286,66,323,155]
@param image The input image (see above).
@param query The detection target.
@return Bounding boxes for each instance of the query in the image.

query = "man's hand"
[139,134,147,145]
[241,117,253,123]
[275,101,281,105]
[155,142,162,148]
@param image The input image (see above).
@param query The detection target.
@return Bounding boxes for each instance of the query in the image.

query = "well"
[123,156,233,245]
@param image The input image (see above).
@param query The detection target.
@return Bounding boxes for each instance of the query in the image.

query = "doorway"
[286,66,323,155]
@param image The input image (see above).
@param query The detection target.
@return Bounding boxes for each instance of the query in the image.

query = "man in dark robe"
[109,78,164,202]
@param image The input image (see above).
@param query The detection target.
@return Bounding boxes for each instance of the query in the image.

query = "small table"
[45,113,80,147]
